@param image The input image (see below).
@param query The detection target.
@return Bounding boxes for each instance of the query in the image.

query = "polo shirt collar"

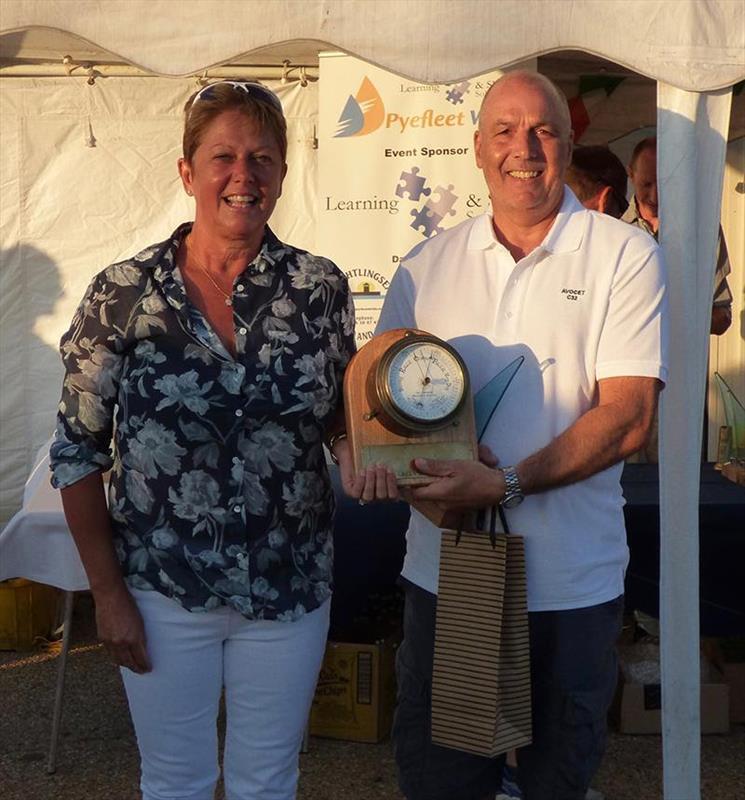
[467,187,586,256]
[536,187,585,255]
[467,212,500,250]
[622,195,657,238]
[621,195,640,226]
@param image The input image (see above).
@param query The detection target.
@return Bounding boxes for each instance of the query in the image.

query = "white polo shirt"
[376,188,668,611]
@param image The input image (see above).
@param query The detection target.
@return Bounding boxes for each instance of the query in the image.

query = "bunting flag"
[568,76,625,142]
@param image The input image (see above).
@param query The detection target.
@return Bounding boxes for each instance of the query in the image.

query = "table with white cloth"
[0,453,88,590]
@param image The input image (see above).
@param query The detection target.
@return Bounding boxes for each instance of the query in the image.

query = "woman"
[51,81,356,800]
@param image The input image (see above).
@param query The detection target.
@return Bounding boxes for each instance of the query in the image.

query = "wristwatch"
[500,466,524,509]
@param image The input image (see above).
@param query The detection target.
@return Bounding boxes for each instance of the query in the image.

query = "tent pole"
[657,82,732,800]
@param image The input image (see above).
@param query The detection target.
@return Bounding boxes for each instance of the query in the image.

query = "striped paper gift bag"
[431,525,532,757]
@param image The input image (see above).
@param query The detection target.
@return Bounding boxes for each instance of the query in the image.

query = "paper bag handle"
[457,504,510,549]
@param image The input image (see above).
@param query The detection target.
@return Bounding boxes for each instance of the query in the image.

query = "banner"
[318,53,504,344]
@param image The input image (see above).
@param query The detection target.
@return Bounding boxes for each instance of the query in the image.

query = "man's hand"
[408,457,503,511]
[94,585,151,674]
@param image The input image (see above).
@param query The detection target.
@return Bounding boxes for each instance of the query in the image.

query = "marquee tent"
[1,2,744,798]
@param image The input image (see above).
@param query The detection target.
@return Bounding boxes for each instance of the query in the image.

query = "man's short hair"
[480,70,572,138]
[629,136,656,172]
[566,145,629,215]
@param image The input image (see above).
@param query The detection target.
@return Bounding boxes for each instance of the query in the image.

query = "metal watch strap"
[500,465,523,508]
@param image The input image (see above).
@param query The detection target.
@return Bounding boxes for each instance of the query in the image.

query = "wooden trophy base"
[344,328,478,526]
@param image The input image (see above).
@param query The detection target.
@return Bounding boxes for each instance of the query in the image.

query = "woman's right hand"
[93,585,151,674]
[334,436,399,504]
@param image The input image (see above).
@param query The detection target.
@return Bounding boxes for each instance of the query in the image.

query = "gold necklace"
[187,239,234,306]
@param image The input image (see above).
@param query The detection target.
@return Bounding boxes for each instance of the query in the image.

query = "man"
[373,72,668,800]
[624,136,732,336]
[565,145,629,218]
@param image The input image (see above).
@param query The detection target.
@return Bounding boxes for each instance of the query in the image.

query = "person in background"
[565,144,629,219]
[622,135,733,462]
[624,136,733,336]
[365,71,668,800]
[50,81,356,800]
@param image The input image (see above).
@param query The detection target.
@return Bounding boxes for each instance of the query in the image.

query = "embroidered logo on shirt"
[561,288,586,302]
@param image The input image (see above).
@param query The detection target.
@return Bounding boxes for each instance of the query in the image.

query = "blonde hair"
[182,82,287,164]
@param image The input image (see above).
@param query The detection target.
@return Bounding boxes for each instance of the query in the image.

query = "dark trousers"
[392,580,624,800]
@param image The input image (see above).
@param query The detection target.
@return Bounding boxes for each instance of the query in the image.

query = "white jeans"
[121,589,330,800]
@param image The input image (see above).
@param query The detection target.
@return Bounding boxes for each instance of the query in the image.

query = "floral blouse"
[50,223,355,621]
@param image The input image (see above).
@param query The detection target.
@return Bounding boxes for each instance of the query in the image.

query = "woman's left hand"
[334,437,399,504]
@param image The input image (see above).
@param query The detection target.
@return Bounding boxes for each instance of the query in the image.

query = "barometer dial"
[375,334,468,431]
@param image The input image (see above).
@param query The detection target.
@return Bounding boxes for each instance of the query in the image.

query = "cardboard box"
[0,579,60,650]
[310,635,398,743]
[713,638,745,724]
[722,662,745,723]
[616,676,730,734]
[614,637,731,734]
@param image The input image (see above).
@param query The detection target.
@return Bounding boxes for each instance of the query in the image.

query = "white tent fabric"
[656,84,733,800]
[1,0,744,91]
[1,3,744,799]
[0,77,318,524]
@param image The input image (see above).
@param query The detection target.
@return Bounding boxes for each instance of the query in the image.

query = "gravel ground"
[1,594,743,800]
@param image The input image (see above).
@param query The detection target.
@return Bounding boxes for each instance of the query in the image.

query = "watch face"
[380,338,466,427]
[502,493,524,509]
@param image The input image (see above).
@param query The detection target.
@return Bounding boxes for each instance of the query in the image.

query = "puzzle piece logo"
[410,206,445,238]
[410,186,458,238]
[396,167,431,202]
[426,185,458,218]
[335,77,385,137]
[445,81,471,105]
[394,167,459,239]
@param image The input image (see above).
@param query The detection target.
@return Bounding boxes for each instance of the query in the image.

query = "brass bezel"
[374,332,469,433]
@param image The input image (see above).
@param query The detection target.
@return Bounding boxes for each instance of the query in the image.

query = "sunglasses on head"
[190,81,283,114]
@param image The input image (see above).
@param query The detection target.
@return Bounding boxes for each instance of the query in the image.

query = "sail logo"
[334,77,385,137]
